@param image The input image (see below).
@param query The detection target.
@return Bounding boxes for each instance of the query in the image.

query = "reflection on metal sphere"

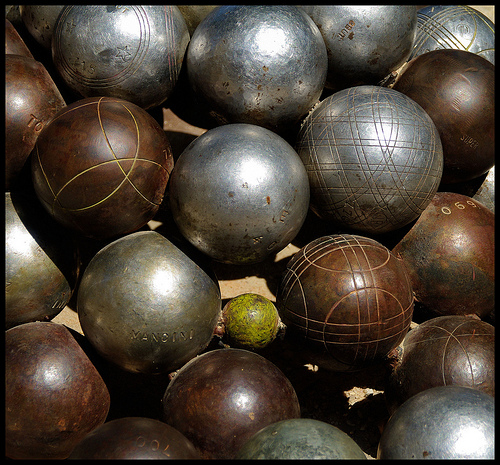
[276,234,414,372]
[235,418,367,460]
[169,123,310,265]
[52,5,190,109]
[77,231,221,375]
[410,5,495,65]
[186,5,328,135]
[377,386,495,459]
[296,85,443,235]
[300,5,418,91]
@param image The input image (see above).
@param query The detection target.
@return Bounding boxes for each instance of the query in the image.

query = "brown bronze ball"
[68,417,201,459]
[31,96,174,239]
[385,315,495,416]
[161,348,301,459]
[276,234,414,371]
[393,49,495,184]
[5,18,33,57]
[392,192,494,318]
[5,54,66,190]
[5,322,110,460]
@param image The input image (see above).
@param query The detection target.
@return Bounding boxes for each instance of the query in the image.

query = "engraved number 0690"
[441,200,477,215]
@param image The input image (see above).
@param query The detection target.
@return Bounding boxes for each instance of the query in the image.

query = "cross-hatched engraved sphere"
[169,123,310,265]
[77,231,222,375]
[410,5,495,65]
[52,5,189,109]
[300,5,418,91]
[377,386,495,459]
[186,5,328,135]
[31,96,174,240]
[296,85,443,235]
[276,234,414,372]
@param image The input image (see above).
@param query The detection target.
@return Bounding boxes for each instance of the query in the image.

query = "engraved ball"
[392,192,495,319]
[31,96,174,240]
[51,5,190,109]
[295,85,443,235]
[276,234,414,372]
[377,386,495,459]
[393,49,495,184]
[169,123,310,265]
[384,315,495,416]
[77,231,222,375]
[161,348,301,459]
[300,5,418,91]
[410,5,495,65]
[186,5,328,136]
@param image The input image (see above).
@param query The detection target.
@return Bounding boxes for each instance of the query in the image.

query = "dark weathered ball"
[235,418,367,459]
[296,85,443,235]
[31,96,174,240]
[377,386,495,459]
[392,192,494,318]
[5,189,80,329]
[276,234,414,371]
[5,18,34,57]
[393,49,495,184]
[161,348,301,459]
[5,54,66,189]
[5,322,110,460]
[19,5,65,50]
[68,417,201,459]
[51,5,189,109]
[77,231,222,375]
[410,5,495,65]
[385,315,495,416]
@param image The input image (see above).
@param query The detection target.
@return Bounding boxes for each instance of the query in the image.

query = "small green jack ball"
[220,293,282,349]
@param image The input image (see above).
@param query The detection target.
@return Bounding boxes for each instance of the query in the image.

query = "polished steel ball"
[5,190,79,329]
[177,5,218,36]
[300,5,418,91]
[52,5,190,109]
[19,5,65,50]
[186,5,328,135]
[377,386,495,459]
[169,123,310,265]
[276,234,414,372]
[77,231,222,375]
[410,5,495,65]
[235,418,367,460]
[296,85,443,235]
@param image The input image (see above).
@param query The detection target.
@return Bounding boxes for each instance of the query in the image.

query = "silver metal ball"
[300,5,418,90]
[296,85,444,235]
[19,5,65,49]
[77,231,222,375]
[186,5,328,135]
[474,166,495,213]
[169,123,310,265]
[410,5,495,65]
[51,5,190,109]
[377,386,495,459]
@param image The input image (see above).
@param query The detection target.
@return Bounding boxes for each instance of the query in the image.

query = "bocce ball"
[220,293,282,350]
[5,321,110,460]
[393,49,495,184]
[186,5,328,135]
[51,5,189,109]
[169,123,310,264]
[77,231,222,375]
[392,192,494,318]
[295,85,443,235]
[20,5,65,50]
[377,386,495,459]
[276,234,414,372]
[31,96,174,240]
[68,417,201,459]
[5,190,79,329]
[300,5,418,91]
[410,5,495,65]
[5,18,33,57]
[235,418,367,460]
[5,54,66,190]
[161,348,301,459]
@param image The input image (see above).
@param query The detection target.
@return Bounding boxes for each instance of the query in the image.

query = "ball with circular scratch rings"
[31,96,174,240]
